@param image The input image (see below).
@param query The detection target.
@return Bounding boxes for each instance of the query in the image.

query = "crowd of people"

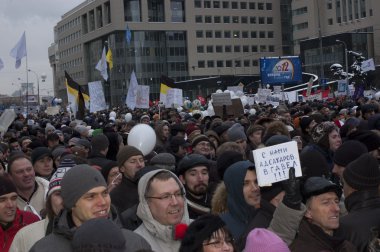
[0,94,380,252]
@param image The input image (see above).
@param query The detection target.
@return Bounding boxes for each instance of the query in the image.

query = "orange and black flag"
[65,71,90,120]
[159,75,175,105]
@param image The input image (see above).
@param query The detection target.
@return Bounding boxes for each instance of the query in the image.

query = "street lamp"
[27,69,46,106]
[335,40,349,95]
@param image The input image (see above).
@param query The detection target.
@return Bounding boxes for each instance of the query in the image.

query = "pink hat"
[245,228,290,252]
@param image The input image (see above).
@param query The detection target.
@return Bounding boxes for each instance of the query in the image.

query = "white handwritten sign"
[257,88,271,104]
[211,93,232,106]
[252,141,302,186]
[136,85,150,109]
[88,81,107,113]
[166,88,183,108]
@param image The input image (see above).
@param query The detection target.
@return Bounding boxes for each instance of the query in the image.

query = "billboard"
[260,57,302,85]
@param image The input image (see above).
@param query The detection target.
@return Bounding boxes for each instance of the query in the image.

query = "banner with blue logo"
[260,57,302,85]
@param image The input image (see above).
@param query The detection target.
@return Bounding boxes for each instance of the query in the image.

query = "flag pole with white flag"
[95,47,108,81]
[0,58,4,71]
[126,70,139,110]
[10,32,27,69]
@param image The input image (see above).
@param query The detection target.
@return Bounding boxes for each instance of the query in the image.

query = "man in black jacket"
[337,153,380,252]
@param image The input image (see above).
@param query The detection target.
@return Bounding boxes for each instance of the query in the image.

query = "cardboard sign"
[252,141,302,186]
[211,93,232,106]
[213,98,244,118]
[45,106,60,115]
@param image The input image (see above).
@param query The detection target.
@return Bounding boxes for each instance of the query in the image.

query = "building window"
[233,31,240,38]
[214,16,221,23]
[198,61,205,68]
[206,30,213,38]
[223,16,230,23]
[240,2,247,9]
[195,15,203,23]
[269,45,275,52]
[217,60,224,67]
[207,45,214,53]
[293,22,308,31]
[234,45,240,52]
[235,60,241,67]
[293,6,308,15]
[194,0,202,8]
[267,17,273,24]
[124,0,141,22]
[252,45,258,52]
[196,30,203,38]
[267,31,274,38]
[259,31,266,38]
[204,1,211,8]
[252,60,258,66]
[251,31,257,38]
[216,45,223,52]
[250,16,256,24]
[328,18,333,25]
[260,45,267,52]
[258,2,264,10]
[224,31,231,38]
[243,45,249,52]
[259,17,265,24]
[242,31,249,38]
[226,60,232,67]
[213,1,220,8]
[89,10,95,31]
[205,16,212,23]
[327,0,332,9]
[222,1,229,8]
[244,60,250,67]
[207,60,214,67]
[171,0,185,22]
[215,30,222,38]
[225,45,232,52]
[241,16,248,24]
[197,46,204,53]
[249,2,256,9]
[148,0,165,22]
[266,3,272,10]
[231,1,238,9]
[232,16,239,23]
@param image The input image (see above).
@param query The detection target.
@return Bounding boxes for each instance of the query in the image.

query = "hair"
[44,192,59,220]
[203,227,236,251]
[145,171,181,197]
[7,153,31,174]
[216,142,241,157]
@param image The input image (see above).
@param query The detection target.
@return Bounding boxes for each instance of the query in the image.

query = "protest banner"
[0,109,17,133]
[166,88,183,108]
[88,81,107,112]
[136,85,150,109]
[257,88,271,104]
[227,86,243,94]
[213,98,243,118]
[252,141,302,186]
[211,92,232,106]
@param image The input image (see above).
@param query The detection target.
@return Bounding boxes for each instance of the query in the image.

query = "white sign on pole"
[166,88,183,108]
[305,92,322,101]
[227,86,243,94]
[136,85,150,109]
[0,109,17,133]
[211,93,232,106]
[252,141,302,186]
[257,88,271,104]
[337,79,347,97]
[266,95,280,107]
[361,58,376,72]
[273,85,282,94]
[306,77,314,97]
[88,81,107,113]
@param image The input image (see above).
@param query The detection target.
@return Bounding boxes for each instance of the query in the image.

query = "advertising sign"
[260,57,302,85]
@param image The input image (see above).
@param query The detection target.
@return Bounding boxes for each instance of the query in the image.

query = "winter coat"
[336,190,380,252]
[110,175,139,214]
[211,182,228,214]
[134,169,191,252]
[0,209,39,252]
[30,208,150,252]
[16,176,49,218]
[9,218,49,252]
[290,219,357,252]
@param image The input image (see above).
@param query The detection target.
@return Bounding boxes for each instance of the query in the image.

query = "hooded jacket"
[134,169,191,252]
[30,207,150,252]
[220,161,258,240]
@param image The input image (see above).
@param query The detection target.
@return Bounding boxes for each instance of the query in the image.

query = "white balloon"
[240,95,248,107]
[109,116,115,122]
[109,111,116,118]
[249,108,256,115]
[235,90,244,97]
[223,90,230,93]
[127,124,156,156]
[216,89,223,93]
[177,107,183,112]
[201,110,209,118]
[124,113,132,122]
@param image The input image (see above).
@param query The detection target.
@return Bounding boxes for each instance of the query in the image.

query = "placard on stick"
[252,141,302,186]
[213,98,244,118]
[211,93,232,106]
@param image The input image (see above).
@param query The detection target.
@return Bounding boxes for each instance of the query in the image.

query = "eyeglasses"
[145,191,185,202]
[203,238,234,248]
[197,142,211,147]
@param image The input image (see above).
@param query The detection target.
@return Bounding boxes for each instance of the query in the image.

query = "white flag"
[126,70,139,110]
[95,47,108,81]
[10,32,27,69]
[0,58,4,71]
[361,58,376,72]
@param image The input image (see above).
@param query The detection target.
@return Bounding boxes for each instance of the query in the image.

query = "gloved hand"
[281,167,302,210]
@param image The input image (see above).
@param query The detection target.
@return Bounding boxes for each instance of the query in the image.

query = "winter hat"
[216,151,244,180]
[299,116,314,132]
[300,151,330,179]
[213,124,230,136]
[91,134,110,153]
[150,153,176,171]
[310,121,338,144]
[171,124,186,136]
[264,135,291,147]
[191,134,210,147]
[68,137,80,147]
[75,125,89,136]
[302,177,342,203]
[51,146,67,161]
[227,123,247,142]
[116,145,144,168]
[179,214,226,252]
[343,153,380,191]
[140,114,150,123]
[186,123,201,142]
[31,147,53,165]
[75,139,92,149]
[347,130,380,152]
[333,140,368,167]
[0,175,17,196]
[177,154,210,176]
[47,166,72,197]
[170,136,191,150]
[72,218,126,252]
[61,164,107,209]
[100,161,118,181]
[45,123,56,134]
[245,228,290,252]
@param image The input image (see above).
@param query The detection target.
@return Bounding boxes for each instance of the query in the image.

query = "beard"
[186,183,208,196]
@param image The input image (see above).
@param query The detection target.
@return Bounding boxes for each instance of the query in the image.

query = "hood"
[137,169,191,241]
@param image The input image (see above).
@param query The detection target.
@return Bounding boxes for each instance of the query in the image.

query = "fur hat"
[116,145,144,168]
[343,153,380,191]
[333,140,368,167]
[299,116,314,133]
[310,122,338,144]
[347,130,380,152]
[61,164,107,209]
[216,151,244,180]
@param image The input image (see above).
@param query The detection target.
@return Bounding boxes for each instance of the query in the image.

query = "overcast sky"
[0,0,84,96]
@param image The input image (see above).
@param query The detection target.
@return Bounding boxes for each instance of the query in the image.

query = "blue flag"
[125,24,132,45]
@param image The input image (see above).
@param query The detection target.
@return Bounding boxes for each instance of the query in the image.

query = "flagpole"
[25,33,29,119]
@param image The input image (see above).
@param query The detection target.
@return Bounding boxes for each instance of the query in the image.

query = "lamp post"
[27,70,47,106]
[336,40,349,95]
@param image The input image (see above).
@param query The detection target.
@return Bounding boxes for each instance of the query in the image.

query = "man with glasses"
[191,134,212,157]
[135,169,191,252]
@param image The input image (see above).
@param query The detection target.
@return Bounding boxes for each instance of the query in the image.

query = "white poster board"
[252,141,302,186]
[45,106,60,115]
[166,88,183,108]
[211,93,232,106]
[88,81,107,113]
[227,86,243,94]
[305,92,322,101]
[257,88,271,104]
[136,85,150,109]
[0,109,17,133]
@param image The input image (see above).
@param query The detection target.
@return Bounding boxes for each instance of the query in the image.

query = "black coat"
[336,190,380,252]
[110,176,139,214]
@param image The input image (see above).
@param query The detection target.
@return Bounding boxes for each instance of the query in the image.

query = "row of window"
[59,44,82,59]
[194,1,272,11]
[197,44,275,53]
[60,58,83,71]
[196,30,274,39]
[57,17,81,34]
[195,15,273,24]
[82,2,111,34]
[198,59,260,68]
[58,31,81,46]
[59,71,84,83]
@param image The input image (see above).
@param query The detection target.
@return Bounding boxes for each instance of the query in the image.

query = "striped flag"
[65,71,90,119]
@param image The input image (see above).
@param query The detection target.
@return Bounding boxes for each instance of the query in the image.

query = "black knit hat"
[91,134,110,153]
[300,116,314,132]
[343,153,380,191]
[300,151,329,179]
[0,175,17,196]
[116,145,144,168]
[179,214,226,252]
[216,151,244,180]
[72,218,126,252]
[31,147,52,165]
[347,130,380,152]
[302,177,342,203]
[177,154,210,176]
[333,140,368,167]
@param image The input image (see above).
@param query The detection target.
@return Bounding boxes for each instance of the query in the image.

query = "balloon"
[216,89,223,93]
[124,113,132,122]
[207,104,215,116]
[109,111,116,118]
[127,124,156,156]
[183,100,192,110]
[109,116,115,122]
[375,91,380,101]
[249,108,256,115]
[177,107,183,112]
[192,99,201,108]
[236,90,244,97]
